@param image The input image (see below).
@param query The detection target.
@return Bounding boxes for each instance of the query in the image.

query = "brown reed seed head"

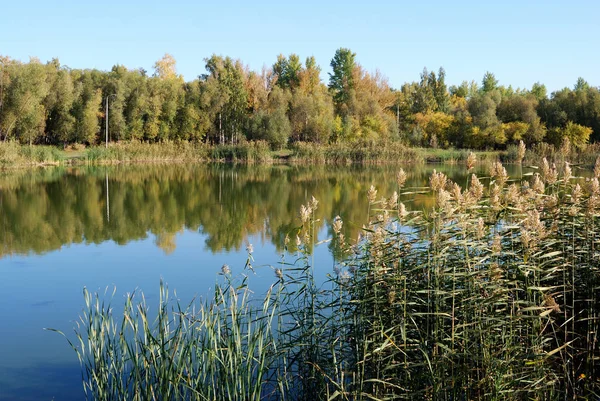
[389,191,398,209]
[332,216,343,235]
[300,204,311,223]
[491,161,508,186]
[396,168,407,188]
[532,174,545,194]
[469,174,484,201]
[398,202,408,219]
[367,185,378,204]
[429,170,447,192]
[466,152,476,171]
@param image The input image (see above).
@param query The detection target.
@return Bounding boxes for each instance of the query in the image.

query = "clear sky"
[1,0,597,93]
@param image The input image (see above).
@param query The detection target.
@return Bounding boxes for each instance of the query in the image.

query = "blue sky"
[1,0,598,92]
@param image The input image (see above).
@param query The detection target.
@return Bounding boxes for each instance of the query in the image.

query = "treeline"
[0,50,598,149]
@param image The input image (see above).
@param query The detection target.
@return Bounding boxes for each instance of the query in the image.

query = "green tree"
[0,58,49,144]
[44,59,76,144]
[201,55,249,144]
[328,48,356,116]
[481,71,499,93]
[77,88,103,144]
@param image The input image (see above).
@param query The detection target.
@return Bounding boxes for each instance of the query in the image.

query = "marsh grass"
[83,140,273,165]
[56,152,600,400]
[84,140,211,164]
[0,141,63,167]
[290,141,418,164]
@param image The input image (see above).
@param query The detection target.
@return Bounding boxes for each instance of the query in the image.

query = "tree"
[201,55,249,144]
[328,48,356,116]
[481,71,498,93]
[248,86,291,148]
[530,82,547,101]
[153,53,178,80]
[0,58,49,144]
[44,59,76,144]
[272,54,302,91]
[77,88,103,144]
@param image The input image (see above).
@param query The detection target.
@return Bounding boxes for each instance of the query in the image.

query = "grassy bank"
[54,157,600,400]
[4,139,600,169]
[0,141,63,167]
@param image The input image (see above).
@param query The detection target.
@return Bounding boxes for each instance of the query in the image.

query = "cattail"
[284,234,290,247]
[246,243,254,254]
[466,151,477,171]
[275,268,283,279]
[595,157,600,179]
[367,185,378,204]
[309,195,319,211]
[396,168,407,189]
[295,234,302,247]
[517,140,526,163]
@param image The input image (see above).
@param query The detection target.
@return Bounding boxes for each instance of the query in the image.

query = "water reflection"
[0,162,531,400]
[0,163,523,260]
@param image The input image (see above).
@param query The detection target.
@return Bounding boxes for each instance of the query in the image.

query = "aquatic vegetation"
[55,155,600,400]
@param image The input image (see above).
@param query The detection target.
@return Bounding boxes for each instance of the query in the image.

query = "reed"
[84,140,211,163]
[0,141,63,167]
[55,152,600,400]
[290,141,419,164]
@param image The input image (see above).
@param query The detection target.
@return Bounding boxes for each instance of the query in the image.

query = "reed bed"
[290,141,418,164]
[56,154,600,400]
[84,140,211,163]
[0,141,63,167]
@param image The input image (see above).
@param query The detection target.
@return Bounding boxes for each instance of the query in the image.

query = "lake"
[0,162,515,400]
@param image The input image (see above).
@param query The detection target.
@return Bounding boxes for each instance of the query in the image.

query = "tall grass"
[0,141,63,167]
[84,140,211,163]
[83,140,274,164]
[290,141,419,164]
[56,155,600,400]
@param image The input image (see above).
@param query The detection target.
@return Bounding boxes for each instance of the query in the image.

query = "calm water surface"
[0,163,516,400]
